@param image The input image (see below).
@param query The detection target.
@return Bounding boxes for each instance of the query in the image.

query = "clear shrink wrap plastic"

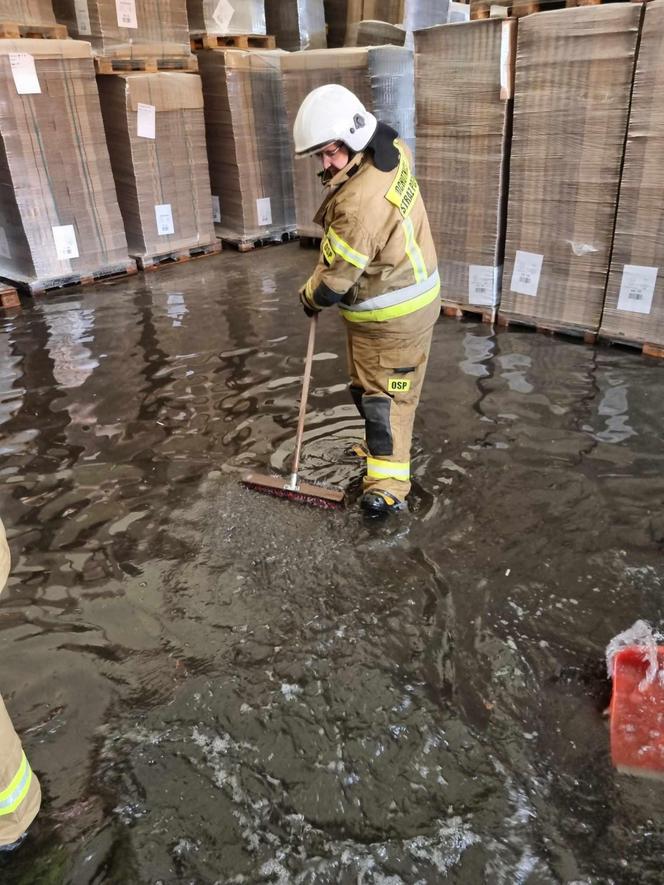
[0,1,56,25]
[97,73,217,261]
[415,19,514,311]
[281,46,415,238]
[197,49,296,245]
[265,0,327,51]
[186,0,266,35]
[52,0,191,57]
[600,0,664,350]
[0,39,131,291]
[501,5,642,334]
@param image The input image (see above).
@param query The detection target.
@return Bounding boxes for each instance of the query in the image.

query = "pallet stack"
[599,0,664,358]
[281,46,415,240]
[265,0,327,51]
[416,19,515,322]
[499,4,642,339]
[197,49,297,250]
[0,38,134,296]
[0,0,65,35]
[97,73,219,270]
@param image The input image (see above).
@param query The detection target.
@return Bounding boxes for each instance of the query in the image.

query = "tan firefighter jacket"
[0,518,41,846]
[301,138,440,330]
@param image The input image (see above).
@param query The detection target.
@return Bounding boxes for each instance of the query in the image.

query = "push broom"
[242,313,345,509]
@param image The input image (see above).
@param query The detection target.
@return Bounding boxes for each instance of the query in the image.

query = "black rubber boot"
[360,489,406,516]
[0,832,27,854]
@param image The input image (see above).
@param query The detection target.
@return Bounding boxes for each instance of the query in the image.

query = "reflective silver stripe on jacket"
[341,270,440,313]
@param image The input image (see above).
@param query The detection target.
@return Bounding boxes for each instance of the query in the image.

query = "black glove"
[299,286,321,318]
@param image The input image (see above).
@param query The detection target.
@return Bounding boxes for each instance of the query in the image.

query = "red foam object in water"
[610,646,664,780]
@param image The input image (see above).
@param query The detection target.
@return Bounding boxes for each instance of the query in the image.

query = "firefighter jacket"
[301,130,440,331]
[0,519,41,846]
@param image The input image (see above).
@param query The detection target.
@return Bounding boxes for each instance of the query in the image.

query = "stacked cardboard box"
[0,1,57,26]
[0,39,131,293]
[197,49,295,246]
[600,0,664,351]
[500,5,642,335]
[186,0,266,36]
[265,0,327,51]
[97,73,217,265]
[345,0,401,44]
[52,0,191,57]
[281,46,415,237]
[415,19,514,313]
[356,20,405,45]
[324,0,348,47]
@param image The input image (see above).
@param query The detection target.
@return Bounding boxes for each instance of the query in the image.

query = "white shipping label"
[116,0,138,29]
[74,0,92,35]
[616,265,658,315]
[137,103,156,139]
[155,204,175,236]
[0,226,10,259]
[510,250,543,297]
[256,197,272,227]
[9,53,41,95]
[213,0,235,32]
[469,265,497,307]
[500,21,513,99]
[212,195,221,224]
[52,225,79,261]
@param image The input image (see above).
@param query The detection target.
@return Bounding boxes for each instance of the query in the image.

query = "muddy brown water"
[0,242,663,884]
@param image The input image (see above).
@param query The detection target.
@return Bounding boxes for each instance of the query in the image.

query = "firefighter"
[294,84,440,515]
[0,518,41,853]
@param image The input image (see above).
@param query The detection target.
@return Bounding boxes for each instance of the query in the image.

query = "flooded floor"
[0,242,663,884]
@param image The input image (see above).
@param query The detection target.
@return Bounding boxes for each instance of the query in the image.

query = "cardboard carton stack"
[52,0,191,59]
[97,72,218,267]
[281,46,415,237]
[600,0,664,353]
[415,19,514,315]
[197,49,296,247]
[356,20,405,45]
[186,0,266,36]
[0,1,57,26]
[500,5,642,336]
[265,0,327,51]
[0,40,132,294]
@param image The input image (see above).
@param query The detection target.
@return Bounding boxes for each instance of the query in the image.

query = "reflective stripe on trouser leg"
[366,457,410,483]
[0,752,32,817]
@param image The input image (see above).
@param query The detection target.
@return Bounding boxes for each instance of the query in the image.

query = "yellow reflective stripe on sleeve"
[0,752,33,816]
[386,142,419,218]
[367,457,410,482]
[340,277,440,324]
[327,226,370,270]
[403,216,427,284]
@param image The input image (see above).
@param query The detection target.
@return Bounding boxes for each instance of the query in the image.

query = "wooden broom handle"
[290,312,318,480]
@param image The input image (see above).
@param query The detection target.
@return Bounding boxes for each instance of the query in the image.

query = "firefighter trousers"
[0,694,41,847]
[345,303,437,500]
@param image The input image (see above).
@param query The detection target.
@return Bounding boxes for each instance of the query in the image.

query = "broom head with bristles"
[241,471,345,510]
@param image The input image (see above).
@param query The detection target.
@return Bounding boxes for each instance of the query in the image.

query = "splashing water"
[606,620,664,691]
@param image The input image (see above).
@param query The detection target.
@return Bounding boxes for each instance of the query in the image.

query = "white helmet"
[293,84,378,158]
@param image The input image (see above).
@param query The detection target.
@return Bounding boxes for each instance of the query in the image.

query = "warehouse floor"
[1,242,663,882]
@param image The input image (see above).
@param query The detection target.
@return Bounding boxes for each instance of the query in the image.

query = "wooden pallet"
[442,301,496,324]
[0,21,68,39]
[0,283,20,310]
[10,261,137,297]
[598,335,664,361]
[190,32,276,51]
[497,313,598,344]
[95,54,198,75]
[470,0,622,19]
[221,230,297,253]
[137,240,221,271]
